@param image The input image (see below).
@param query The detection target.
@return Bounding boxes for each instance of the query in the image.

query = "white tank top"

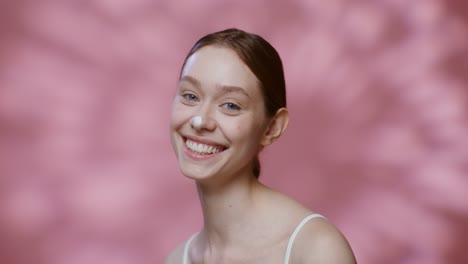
[182,213,326,264]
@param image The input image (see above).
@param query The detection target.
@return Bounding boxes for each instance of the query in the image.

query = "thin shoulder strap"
[182,233,198,264]
[284,213,326,264]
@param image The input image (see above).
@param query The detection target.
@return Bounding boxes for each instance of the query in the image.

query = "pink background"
[1,0,468,263]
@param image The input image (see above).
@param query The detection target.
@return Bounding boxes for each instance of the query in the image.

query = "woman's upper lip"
[183,135,227,148]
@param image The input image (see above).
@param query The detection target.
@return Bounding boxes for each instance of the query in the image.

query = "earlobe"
[260,108,289,146]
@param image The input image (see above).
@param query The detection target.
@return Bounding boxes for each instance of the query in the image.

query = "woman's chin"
[179,166,215,181]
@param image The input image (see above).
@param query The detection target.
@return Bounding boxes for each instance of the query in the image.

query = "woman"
[166,28,356,264]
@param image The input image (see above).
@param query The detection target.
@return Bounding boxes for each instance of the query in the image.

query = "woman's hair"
[180,28,287,178]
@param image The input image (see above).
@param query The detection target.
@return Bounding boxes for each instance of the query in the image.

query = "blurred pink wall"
[1,0,468,263]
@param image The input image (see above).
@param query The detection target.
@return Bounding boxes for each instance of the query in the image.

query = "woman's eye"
[182,93,199,102]
[222,102,241,111]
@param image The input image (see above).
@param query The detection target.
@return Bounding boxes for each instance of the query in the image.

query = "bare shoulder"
[290,216,356,264]
[164,240,186,264]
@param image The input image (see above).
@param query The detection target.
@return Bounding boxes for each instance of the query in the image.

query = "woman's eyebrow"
[179,75,201,87]
[218,85,250,98]
[180,75,250,98]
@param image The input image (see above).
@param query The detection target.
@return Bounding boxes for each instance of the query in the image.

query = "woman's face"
[170,46,269,182]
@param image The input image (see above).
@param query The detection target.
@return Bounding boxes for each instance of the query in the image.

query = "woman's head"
[180,28,287,118]
[171,28,288,180]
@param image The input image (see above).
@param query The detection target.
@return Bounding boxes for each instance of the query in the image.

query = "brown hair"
[179,28,287,178]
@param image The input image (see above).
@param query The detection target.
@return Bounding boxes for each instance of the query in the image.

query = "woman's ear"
[260,108,289,147]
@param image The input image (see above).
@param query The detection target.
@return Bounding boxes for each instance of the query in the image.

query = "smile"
[185,139,226,155]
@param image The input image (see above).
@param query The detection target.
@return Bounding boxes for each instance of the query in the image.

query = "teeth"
[185,139,223,155]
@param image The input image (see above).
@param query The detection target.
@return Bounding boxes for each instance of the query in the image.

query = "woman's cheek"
[171,104,191,124]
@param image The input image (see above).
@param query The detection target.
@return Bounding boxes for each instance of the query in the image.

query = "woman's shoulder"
[272,203,355,264]
[262,188,356,263]
[164,238,187,264]
[288,216,356,263]
[260,186,315,220]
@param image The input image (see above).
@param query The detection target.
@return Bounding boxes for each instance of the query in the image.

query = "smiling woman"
[166,28,356,264]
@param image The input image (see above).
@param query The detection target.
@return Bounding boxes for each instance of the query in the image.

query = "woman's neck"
[195,172,267,249]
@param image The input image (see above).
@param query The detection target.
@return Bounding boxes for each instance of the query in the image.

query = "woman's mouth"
[184,138,227,155]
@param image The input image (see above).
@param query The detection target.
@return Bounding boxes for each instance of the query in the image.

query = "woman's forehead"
[181,46,260,94]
